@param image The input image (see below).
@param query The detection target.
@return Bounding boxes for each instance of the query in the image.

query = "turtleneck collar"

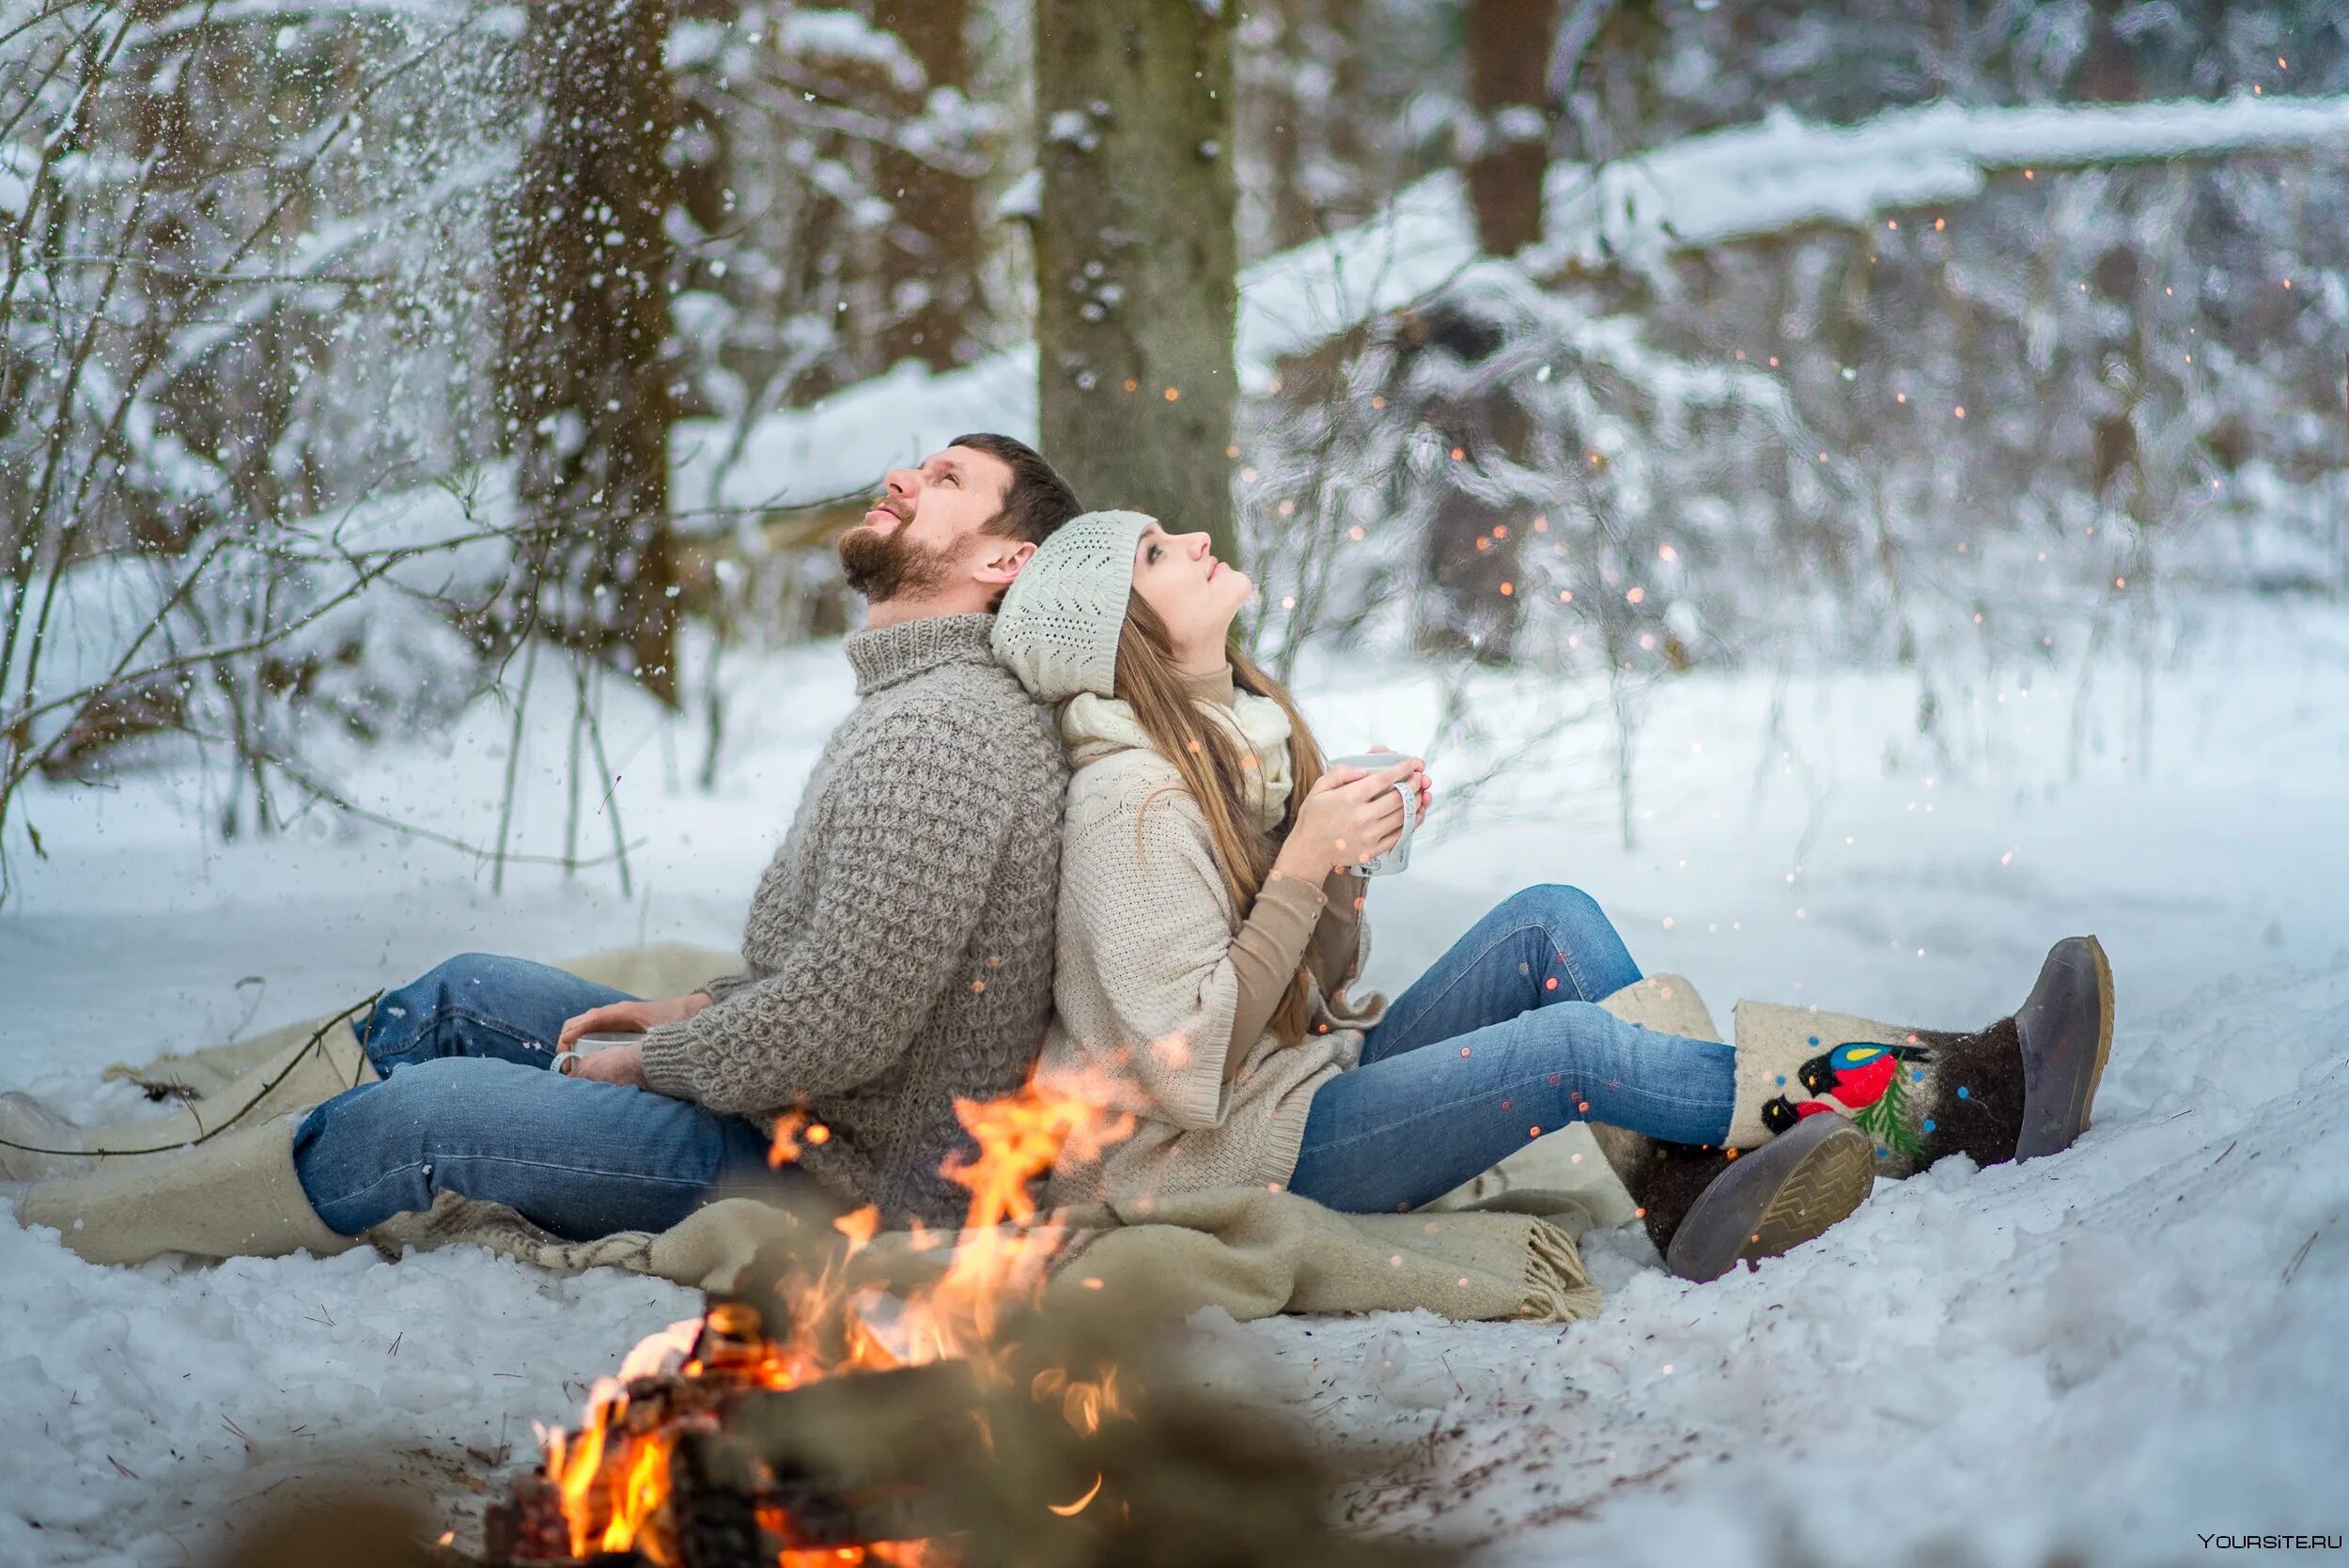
[845,612,1001,696]
[1177,665,1237,708]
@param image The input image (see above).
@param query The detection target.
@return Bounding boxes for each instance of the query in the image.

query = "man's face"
[837,445,1018,603]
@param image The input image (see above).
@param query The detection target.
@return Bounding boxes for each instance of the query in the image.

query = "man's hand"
[556,993,708,1050]
[565,1042,647,1087]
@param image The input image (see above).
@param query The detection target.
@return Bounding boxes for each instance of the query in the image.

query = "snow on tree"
[666,4,1006,455]
[496,0,684,706]
[7,0,2346,881]
[871,0,989,370]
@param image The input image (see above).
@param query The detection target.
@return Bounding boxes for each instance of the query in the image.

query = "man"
[9,433,1083,1262]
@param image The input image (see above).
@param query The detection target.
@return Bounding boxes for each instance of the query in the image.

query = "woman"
[991,510,2114,1281]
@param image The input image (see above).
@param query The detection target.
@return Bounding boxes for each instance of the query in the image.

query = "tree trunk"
[1241,0,1365,256]
[498,0,681,706]
[872,0,981,370]
[1465,0,1557,256]
[2077,0,2143,103]
[1035,0,1237,559]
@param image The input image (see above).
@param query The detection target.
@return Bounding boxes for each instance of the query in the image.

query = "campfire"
[482,1082,1134,1568]
[203,1073,1453,1568]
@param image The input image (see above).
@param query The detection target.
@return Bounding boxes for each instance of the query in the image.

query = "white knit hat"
[991,508,1154,702]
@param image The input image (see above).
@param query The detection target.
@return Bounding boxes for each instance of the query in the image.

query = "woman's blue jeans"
[1284,884,1735,1214]
[292,954,778,1241]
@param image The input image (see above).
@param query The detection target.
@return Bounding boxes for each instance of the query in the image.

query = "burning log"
[485,1300,989,1565]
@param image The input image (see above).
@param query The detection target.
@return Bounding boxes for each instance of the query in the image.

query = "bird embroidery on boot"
[1760,1037,1935,1158]
[1800,1040,1931,1105]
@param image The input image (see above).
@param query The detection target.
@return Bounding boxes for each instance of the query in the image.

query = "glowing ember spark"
[1048,1474,1105,1516]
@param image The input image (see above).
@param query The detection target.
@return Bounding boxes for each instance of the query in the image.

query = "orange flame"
[767,1536,944,1567]
[770,1110,809,1167]
[607,1435,673,1557]
[543,1076,1135,1563]
[833,1203,881,1252]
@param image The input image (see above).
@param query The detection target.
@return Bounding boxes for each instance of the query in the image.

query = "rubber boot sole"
[2014,935,2114,1162]
[1663,1112,1875,1283]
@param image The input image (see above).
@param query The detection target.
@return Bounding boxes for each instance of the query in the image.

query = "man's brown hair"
[950,432,1082,545]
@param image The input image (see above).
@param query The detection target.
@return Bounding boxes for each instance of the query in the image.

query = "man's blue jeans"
[1284,884,1735,1214]
[292,954,777,1241]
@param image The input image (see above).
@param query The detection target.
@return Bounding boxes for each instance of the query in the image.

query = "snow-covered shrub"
[1241,266,1837,676]
[0,5,522,891]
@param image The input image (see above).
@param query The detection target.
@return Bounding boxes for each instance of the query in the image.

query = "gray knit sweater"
[637,613,1066,1225]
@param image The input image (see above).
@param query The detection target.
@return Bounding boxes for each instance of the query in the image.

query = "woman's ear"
[972,537,1038,586]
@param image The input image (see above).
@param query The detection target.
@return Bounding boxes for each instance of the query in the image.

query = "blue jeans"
[293,954,778,1240]
[1284,884,1735,1214]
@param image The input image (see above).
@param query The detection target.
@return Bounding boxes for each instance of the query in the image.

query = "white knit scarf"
[1060,690,1296,831]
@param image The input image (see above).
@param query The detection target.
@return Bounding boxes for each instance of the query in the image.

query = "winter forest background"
[4,3,2348,1565]
[5,0,2345,877]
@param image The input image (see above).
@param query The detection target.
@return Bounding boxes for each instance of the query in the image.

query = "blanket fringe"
[1519,1219,1606,1324]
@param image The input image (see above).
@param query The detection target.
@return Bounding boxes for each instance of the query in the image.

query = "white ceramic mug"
[555,1030,646,1076]
[1324,752,1423,876]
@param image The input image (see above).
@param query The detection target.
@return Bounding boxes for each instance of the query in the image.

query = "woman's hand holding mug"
[1276,754,1423,880]
[1330,746,1434,868]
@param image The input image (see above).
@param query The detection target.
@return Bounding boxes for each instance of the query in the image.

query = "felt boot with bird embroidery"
[1729,936,2113,1176]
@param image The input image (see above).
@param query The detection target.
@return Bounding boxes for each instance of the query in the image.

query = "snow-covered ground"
[3,595,2345,1565]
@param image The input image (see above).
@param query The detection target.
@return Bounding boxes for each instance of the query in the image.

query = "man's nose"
[881,467,920,499]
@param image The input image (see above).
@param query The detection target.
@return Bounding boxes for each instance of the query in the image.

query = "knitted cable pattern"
[638,613,1067,1225]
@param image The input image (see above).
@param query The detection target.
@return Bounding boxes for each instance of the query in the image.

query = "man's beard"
[837,521,958,604]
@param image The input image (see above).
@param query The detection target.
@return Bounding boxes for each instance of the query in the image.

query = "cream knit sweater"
[1039,690,1385,1205]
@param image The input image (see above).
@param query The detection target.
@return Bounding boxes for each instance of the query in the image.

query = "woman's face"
[1131,523,1252,667]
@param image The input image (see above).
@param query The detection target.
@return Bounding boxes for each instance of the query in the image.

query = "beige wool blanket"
[87,942,1605,1324]
[366,1184,1602,1326]
[337,942,1604,1325]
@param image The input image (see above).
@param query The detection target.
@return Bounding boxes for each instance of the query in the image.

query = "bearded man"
[7,434,1083,1261]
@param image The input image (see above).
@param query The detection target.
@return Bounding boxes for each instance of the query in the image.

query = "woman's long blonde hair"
[1108,593,1327,1047]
